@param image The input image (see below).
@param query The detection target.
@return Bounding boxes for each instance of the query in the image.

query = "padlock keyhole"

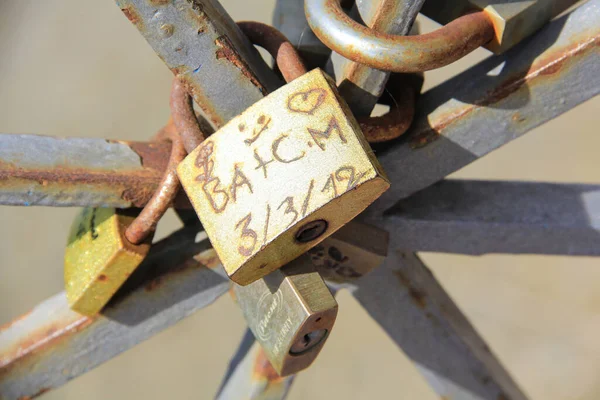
[295,220,328,243]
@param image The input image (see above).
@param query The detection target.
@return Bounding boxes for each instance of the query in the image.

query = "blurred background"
[0,0,598,399]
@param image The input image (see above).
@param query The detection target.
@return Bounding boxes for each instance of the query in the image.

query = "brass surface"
[420,0,577,53]
[177,68,389,285]
[64,208,151,316]
[233,254,338,376]
[308,220,388,283]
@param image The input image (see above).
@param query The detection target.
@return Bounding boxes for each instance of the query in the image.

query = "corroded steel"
[305,0,495,72]
[420,0,579,53]
[0,134,175,208]
[115,0,281,127]
[177,69,389,285]
[0,225,229,399]
[124,121,187,244]
[368,0,600,212]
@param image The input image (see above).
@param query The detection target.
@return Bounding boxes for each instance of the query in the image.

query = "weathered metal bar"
[382,180,600,256]
[0,220,384,398]
[420,0,579,54]
[335,0,425,116]
[369,0,600,213]
[0,134,174,208]
[351,250,529,400]
[216,330,295,400]
[0,227,230,399]
[273,0,331,70]
[115,0,280,128]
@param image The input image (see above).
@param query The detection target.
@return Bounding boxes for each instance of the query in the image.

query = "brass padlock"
[177,68,390,285]
[64,207,151,316]
[308,220,388,283]
[233,254,338,376]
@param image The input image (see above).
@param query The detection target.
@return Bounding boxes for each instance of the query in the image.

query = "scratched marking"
[287,88,327,114]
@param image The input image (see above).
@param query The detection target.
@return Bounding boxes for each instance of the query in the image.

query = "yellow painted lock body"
[308,220,388,283]
[233,254,338,376]
[177,69,390,285]
[64,207,151,316]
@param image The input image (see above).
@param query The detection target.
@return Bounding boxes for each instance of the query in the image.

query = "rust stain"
[148,0,170,5]
[0,310,32,332]
[253,347,283,383]
[18,387,50,400]
[97,274,108,282]
[393,270,427,309]
[0,315,94,372]
[215,35,266,95]
[120,5,143,29]
[0,140,183,207]
[187,8,207,34]
[410,32,599,148]
[175,72,225,128]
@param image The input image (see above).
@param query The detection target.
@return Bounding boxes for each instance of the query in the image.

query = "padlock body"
[420,0,577,53]
[178,68,389,285]
[64,208,151,316]
[234,255,338,376]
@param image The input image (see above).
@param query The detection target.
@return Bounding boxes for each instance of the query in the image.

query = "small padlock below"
[64,207,152,316]
[233,254,338,376]
[177,68,390,285]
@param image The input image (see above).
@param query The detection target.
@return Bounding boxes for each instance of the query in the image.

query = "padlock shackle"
[238,21,307,83]
[305,0,495,72]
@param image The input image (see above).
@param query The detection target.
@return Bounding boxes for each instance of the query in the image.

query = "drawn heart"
[287,88,327,115]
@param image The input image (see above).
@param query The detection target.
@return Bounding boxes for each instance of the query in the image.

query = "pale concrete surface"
[0,1,598,399]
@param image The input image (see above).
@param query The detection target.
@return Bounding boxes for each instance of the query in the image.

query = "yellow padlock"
[177,68,390,285]
[64,207,151,316]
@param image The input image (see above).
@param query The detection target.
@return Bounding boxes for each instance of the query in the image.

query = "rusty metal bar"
[0,226,230,399]
[367,0,600,214]
[383,180,600,256]
[351,250,529,400]
[216,330,295,400]
[305,0,495,72]
[115,0,281,128]
[0,134,175,208]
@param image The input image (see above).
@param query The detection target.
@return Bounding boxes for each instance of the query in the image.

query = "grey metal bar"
[368,0,600,213]
[0,227,230,399]
[351,250,529,400]
[115,0,280,128]
[215,330,295,400]
[381,180,600,256]
[0,134,170,208]
[334,0,424,116]
[273,0,331,70]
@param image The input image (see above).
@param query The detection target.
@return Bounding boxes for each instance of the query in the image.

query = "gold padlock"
[308,220,388,283]
[233,254,338,376]
[177,68,390,285]
[64,207,151,316]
